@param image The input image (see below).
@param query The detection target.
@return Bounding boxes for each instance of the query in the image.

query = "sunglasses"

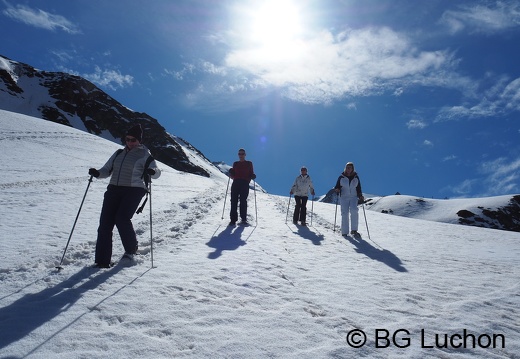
[125,137,138,143]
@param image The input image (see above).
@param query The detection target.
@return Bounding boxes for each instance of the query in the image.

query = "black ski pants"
[293,195,308,223]
[95,185,146,265]
[230,179,249,222]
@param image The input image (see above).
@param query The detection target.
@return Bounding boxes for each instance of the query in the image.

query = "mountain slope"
[1,111,519,358]
[320,189,520,232]
[0,54,213,177]
[366,194,520,232]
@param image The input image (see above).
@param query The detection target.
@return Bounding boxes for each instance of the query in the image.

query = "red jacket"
[231,160,255,181]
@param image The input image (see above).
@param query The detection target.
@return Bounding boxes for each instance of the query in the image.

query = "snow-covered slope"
[321,189,520,232]
[366,194,519,231]
[1,110,520,358]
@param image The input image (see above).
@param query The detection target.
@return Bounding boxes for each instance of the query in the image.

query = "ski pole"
[221,176,230,219]
[333,192,339,232]
[285,194,292,223]
[253,179,258,226]
[361,202,371,240]
[310,195,314,226]
[149,176,154,268]
[56,175,93,270]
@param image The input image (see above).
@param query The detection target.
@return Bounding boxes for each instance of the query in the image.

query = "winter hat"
[126,124,143,142]
[345,162,355,171]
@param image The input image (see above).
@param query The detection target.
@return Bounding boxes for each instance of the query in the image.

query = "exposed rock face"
[457,195,520,232]
[0,54,210,177]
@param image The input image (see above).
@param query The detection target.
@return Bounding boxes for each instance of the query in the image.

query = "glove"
[146,168,155,175]
[88,168,100,178]
[251,174,257,180]
[311,191,315,196]
[229,168,235,176]
[290,191,293,195]
[358,196,365,204]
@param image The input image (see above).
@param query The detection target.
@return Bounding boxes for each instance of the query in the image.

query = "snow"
[1,109,520,358]
[367,194,515,226]
[0,57,15,74]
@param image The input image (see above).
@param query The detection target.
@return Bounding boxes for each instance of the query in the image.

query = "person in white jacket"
[88,124,161,267]
[334,162,364,237]
[290,166,315,226]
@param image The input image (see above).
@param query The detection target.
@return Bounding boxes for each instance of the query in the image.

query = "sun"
[250,0,302,46]
[234,0,306,61]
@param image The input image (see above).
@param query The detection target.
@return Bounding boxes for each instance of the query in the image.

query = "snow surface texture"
[1,109,519,358]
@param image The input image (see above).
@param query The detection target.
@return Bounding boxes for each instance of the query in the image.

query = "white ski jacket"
[290,174,315,197]
[335,172,362,199]
[98,145,161,189]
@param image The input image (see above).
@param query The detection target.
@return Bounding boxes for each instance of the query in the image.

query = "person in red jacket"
[229,148,256,225]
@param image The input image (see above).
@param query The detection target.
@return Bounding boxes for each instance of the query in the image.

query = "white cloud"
[83,67,134,91]
[50,50,76,63]
[407,119,428,129]
[448,156,520,197]
[188,26,459,106]
[2,1,81,34]
[232,27,452,101]
[346,102,357,110]
[451,179,477,195]
[423,140,434,147]
[479,157,520,195]
[437,76,520,121]
[442,155,457,162]
[63,65,133,91]
[440,1,520,34]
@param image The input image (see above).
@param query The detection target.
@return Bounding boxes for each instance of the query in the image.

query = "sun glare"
[251,1,302,45]
[235,0,307,61]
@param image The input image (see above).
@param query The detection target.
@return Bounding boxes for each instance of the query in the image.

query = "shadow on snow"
[206,224,253,259]
[344,235,408,272]
[288,224,325,245]
[0,264,141,353]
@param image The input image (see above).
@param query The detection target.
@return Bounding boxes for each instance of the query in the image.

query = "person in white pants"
[334,162,364,237]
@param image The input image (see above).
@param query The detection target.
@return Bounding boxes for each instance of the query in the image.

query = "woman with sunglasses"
[88,124,161,268]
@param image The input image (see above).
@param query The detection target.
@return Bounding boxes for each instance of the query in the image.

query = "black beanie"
[126,124,143,142]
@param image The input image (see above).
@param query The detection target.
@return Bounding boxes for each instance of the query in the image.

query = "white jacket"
[335,173,362,199]
[98,145,161,189]
[290,175,315,197]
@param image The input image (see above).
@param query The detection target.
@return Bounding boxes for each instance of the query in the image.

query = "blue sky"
[1,0,520,198]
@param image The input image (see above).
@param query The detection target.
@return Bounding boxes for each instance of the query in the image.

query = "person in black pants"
[229,148,256,225]
[89,124,161,267]
[290,166,315,226]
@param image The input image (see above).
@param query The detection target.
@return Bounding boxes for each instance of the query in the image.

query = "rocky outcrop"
[0,55,211,177]
[457,195,520,232]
